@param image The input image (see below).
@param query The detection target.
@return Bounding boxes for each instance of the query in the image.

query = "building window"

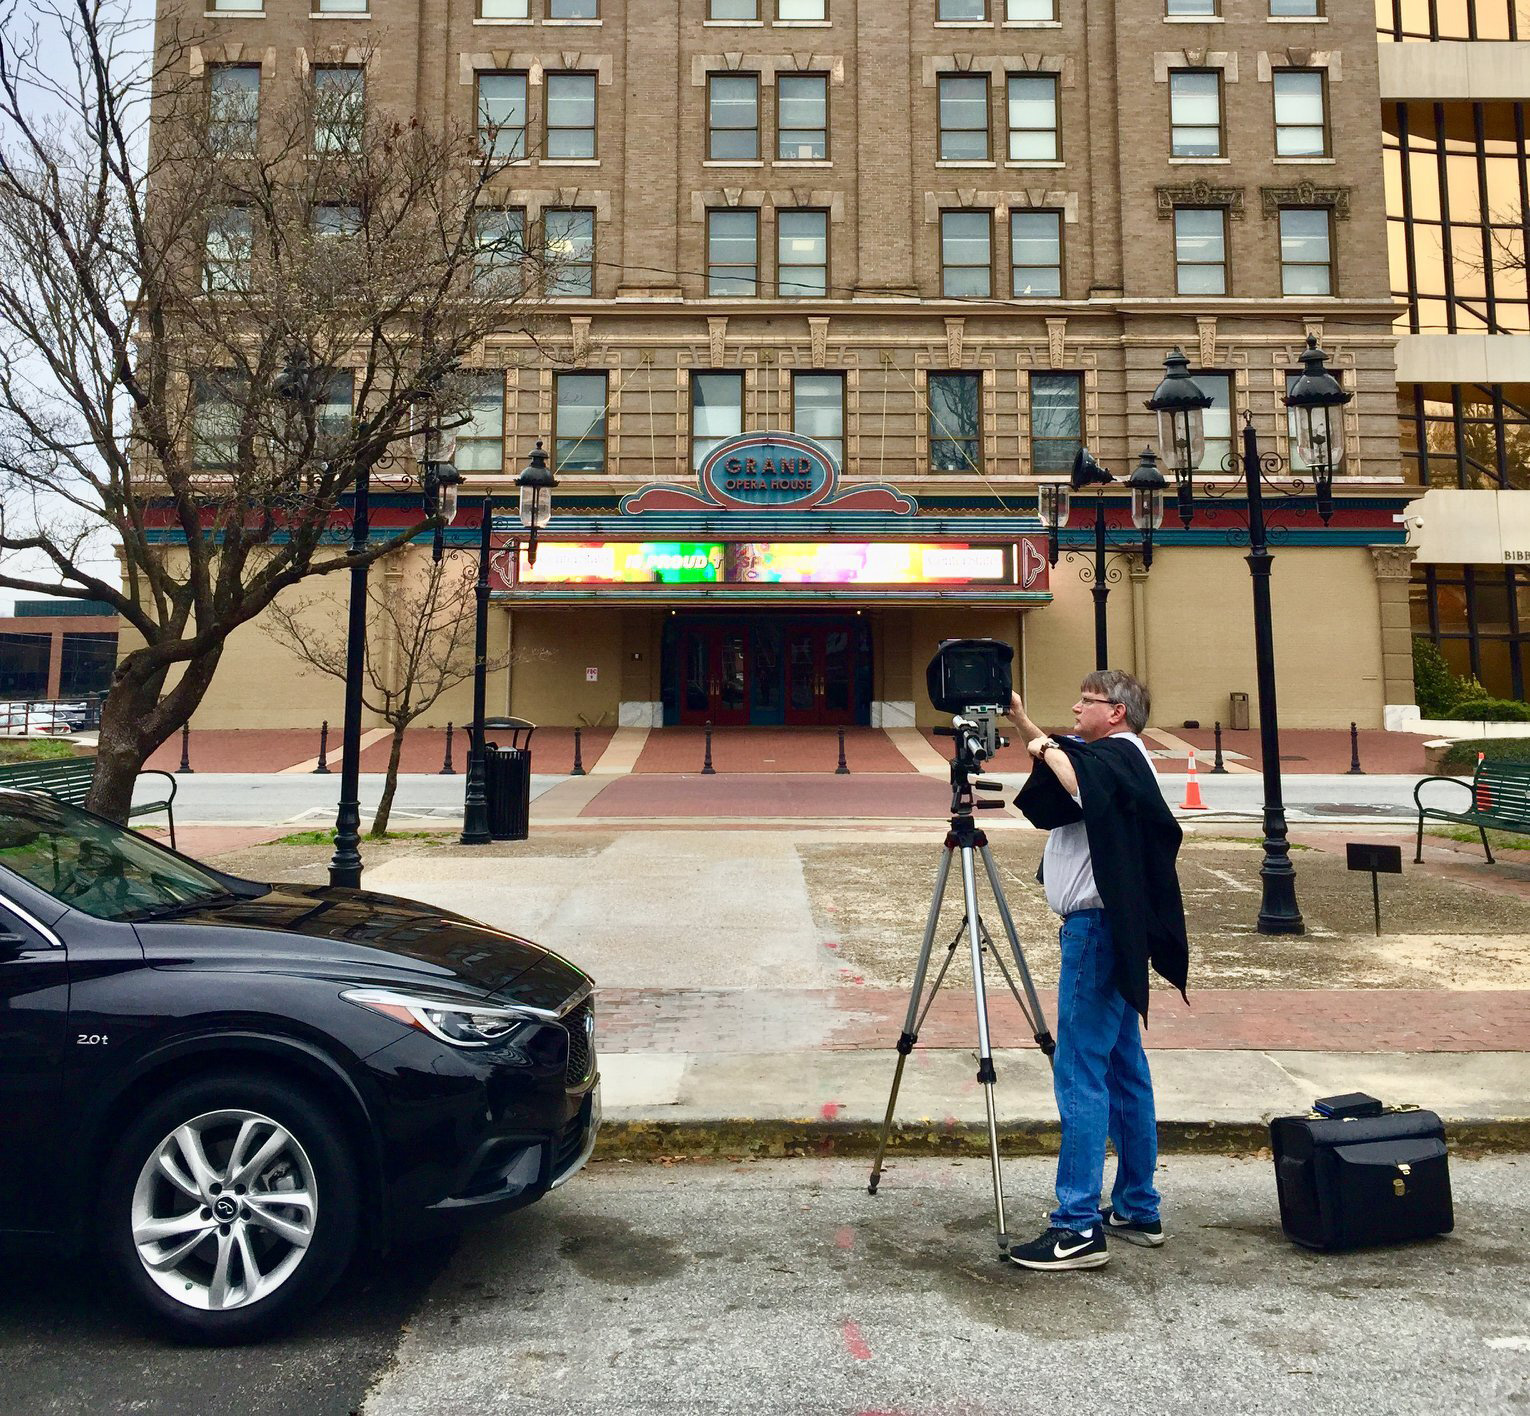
[711,0,757,14]
[941,210,991,296]
[476,73,527,159]
[778,0,826,15]
[928,372,982,471]
[708,74,760,161]
[454,374,505,473]
[208,65,260,155]
[1174,208,1227,294]
[546,72,596,158]
[1006,74,1058,161]
[203,206,252,293]
[554,372,608,472]
[1378,0,1521,38]
[1029,372,1082,473]
[544,208,594,295]
[313,66,365,154]
[312,203,362,237]
[548,0,598,15]
[778,210,827,296]
[191,373,246,469]
[479,0,528,14]
[1273,70,1327,157]
[1010,209,1061,296]
[691,372,744,469]
[1169,70,1221,158]
[777,74,827,159]
[1279,207,1332,294]
[318,371,353,446]
[1007,0,1056,17]
[938,75,989,160]
[707,209,759,294]
[1272,0,1319,14]
[207,0,261,12]
[473,207,525,290]
[316,0,367,13]
[793,373,843,467]
[1191,371,1232,471]
[1166,0,1217,13]
[939,0,987,17]
[1399,383,1530,490]
[1413,563,1526,703]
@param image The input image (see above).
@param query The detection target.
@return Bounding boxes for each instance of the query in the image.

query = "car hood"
[135,883,584,1002]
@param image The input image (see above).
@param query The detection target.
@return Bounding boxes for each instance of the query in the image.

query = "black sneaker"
[1099,1206,1165,1247]
[1008,1226,1108,1271]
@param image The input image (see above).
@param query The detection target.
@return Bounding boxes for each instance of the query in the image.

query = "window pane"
[1170,71,1220,157]
[777,0,825,14]
[777,75,827,159]
[204,206,252,292]
[317,0,368,12]
[1269,0,1318,12]
[1192,372,1232,470]
[546,73,596,158]
[709,75,759,160]
[208,67,260,154]
[1274,71,1325,157]
[477,73,527,158]
[708,209,758,295]
[939,0,986,16]
[473,207,524,289]
[1010,210,1061,296]
[548,0,598,14]
[929,373,981,471]
[1007,75,1057,161]
[192,374,246,468]
[794,373,843,466]
[479,0,529,14]
[456,374,505,472]
[711,0,757,14]
[313,204,361,237]
[1167,0,1216,12]
[313,67,364,153]
[545,209,594,295]
[1030,372,1081,472]
[1007,0,1055,16]
[942,210,991,297]
[778,210,827,296]
[938,76,989,160]
[555,372,607,472]
[692,372,743,468]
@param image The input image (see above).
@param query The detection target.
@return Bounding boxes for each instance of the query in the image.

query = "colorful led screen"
[519,542,1010,585]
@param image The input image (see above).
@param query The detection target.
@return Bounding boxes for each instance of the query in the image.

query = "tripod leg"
[869,844,955,1196]
[959,845,1009,1253]
[978,843,1056,1061]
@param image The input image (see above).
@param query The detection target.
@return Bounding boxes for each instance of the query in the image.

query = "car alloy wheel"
[130,1108,318,1312]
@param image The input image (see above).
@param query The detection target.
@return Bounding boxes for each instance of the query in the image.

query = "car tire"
[99,1072,361,1344]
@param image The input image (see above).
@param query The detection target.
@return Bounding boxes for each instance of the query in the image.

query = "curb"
[592,1116,1530,1160]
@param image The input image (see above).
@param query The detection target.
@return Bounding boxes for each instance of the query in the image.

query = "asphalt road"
[140,770,1430,828]
[6,1156,1523,1415]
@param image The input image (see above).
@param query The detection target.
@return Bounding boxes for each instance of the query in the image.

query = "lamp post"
[1071,448,1115,671]
[461,440,556,846]
[1147,338,1349,935]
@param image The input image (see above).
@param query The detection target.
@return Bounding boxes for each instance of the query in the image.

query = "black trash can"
[480,717,535,841]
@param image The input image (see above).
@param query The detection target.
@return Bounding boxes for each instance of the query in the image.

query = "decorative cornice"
[1261,181,1352,219]
[1156,180,1245,220]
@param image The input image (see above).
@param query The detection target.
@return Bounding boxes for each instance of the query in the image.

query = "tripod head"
[933,707,1009,821]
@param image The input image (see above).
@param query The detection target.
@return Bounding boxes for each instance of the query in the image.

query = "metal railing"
[0,694,106,734]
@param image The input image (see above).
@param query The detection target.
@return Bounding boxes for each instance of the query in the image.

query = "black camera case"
[1269,1094,1453,1252]
[926,639,1013,715]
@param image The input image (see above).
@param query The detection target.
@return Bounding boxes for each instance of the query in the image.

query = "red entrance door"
[678,625,749,725]
[783,623,856,726]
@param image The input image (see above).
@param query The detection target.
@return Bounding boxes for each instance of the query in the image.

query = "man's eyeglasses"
[1078,695,1117,706]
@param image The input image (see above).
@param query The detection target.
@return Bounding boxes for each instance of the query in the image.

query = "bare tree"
[0,0,548,820]
[266,550,518,837]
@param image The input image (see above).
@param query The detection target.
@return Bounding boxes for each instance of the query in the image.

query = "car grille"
[563,996,595,1084]
[552,1103,588,1176]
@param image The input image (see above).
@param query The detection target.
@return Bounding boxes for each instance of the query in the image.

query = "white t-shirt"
[1040,731,1158,918]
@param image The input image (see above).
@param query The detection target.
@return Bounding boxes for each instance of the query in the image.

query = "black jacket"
[1015,734,1189,1021]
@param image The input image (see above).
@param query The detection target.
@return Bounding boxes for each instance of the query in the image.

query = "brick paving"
[632,727,914,774]
[579,772,950,819]
[596,986,1530,1054]
[145,729,318,774]
[356,725,614,776]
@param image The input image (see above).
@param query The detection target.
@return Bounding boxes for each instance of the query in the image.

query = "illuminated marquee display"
[517,542,1012,585]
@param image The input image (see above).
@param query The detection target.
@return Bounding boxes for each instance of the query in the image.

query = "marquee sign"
[620,432,917,516]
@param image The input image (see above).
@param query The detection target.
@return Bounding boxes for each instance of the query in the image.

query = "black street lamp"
[1147,338,1350,935]
[1146,346,1213,530]
[1071,448,1115,671]
[461,439,556,846]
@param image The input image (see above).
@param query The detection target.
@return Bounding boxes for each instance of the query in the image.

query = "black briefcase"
[1269,1093,1453,1251]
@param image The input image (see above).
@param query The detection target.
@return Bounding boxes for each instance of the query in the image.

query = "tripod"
[867,711,1056,1255]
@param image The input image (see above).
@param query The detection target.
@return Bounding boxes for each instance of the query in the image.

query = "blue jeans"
[1049,908,1160,1233]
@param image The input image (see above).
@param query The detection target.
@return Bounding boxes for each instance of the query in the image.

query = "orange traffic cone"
[1476,751,1493,811]
[1181,746,1208,810]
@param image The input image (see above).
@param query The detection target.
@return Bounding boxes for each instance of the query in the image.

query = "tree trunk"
[369,723,408,837]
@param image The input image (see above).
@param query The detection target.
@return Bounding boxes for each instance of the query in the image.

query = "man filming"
[1004,670,1188,1272]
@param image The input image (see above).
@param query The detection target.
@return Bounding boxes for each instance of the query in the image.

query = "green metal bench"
[1414,758,1530,863]
[0,757,178,848]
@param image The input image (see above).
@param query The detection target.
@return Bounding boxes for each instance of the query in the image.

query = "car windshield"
[0,791,239,921]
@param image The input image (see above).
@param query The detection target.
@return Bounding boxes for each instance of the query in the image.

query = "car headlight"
[342,987,540,1049]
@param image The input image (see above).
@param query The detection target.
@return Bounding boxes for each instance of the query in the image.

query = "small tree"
[266,550,516,836]
[0,3,548,820]
[1412,636,1458,718]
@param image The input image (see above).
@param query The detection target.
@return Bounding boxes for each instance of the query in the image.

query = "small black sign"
[1347,843,1404,875]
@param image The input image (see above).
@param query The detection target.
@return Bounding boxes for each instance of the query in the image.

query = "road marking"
[841,1319,872,1361]
[1485,1336,1530,1352]
[1198,865,1259,894]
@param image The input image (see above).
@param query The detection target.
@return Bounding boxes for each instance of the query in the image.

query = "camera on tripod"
[927,639,1013,764]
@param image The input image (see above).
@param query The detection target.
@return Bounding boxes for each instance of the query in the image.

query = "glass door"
[678,625,750,725]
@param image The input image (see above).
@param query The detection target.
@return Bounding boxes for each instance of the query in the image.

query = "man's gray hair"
[1081,669,1151,734]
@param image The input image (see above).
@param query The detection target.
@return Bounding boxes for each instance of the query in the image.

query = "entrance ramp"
[632,727,914,774]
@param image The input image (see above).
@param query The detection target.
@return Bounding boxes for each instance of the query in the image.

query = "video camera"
[926,639,1013,768]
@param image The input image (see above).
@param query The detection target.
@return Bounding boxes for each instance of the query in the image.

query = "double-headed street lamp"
[274,347,461,888]
[461,440,557,846]
[1035,447,1168,670]
[1146,336,1351,935]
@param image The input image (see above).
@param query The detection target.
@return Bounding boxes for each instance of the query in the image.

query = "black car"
[0,790,599,1342]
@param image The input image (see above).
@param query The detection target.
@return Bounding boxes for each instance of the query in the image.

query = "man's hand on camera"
[1007,691,1041,742]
